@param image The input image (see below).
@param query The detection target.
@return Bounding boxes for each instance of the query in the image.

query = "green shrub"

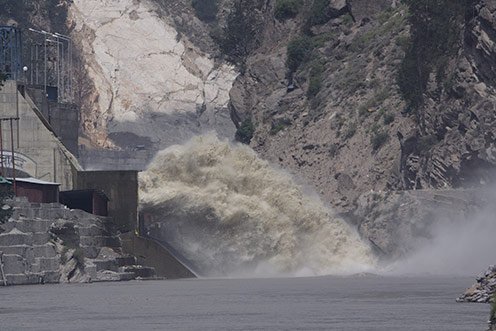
[307,74,322,98]
[310,32,335,48]
[275,0,302,20]
[383,112,395,125]
[192,0,218,22]
[270,123,286,135]
[307,62,324,98]
[371,131,389,151]
[286,36,313,73]
[306,0,331,28]
[0,0,32,17]
[398,0,469,109]
[343,123,357,140]
[395,35,410,51]
[214,1,262,68]
[358,89,390,117]
[328,143,339,157]
[235,119,255,144]
[46,0,68,30]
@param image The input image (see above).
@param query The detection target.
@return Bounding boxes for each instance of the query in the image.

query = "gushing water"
[139,134,376,277]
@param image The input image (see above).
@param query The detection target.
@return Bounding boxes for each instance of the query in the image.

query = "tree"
[398,0,471,109]
[215,0,263,69]
[192,0,218,22]
[235,119,255,144]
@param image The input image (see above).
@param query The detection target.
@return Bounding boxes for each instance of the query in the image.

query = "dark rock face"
[398,1,496,190]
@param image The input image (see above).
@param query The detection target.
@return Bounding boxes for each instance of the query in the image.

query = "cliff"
[225,0,496,215]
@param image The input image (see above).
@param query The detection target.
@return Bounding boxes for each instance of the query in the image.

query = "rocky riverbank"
[457,265,496,303]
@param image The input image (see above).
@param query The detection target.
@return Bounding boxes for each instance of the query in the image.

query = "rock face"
[69,0,237,150]
[458,265,496,303]
[229,0,410,214]
[228,0,496,217]
[398,1,496,191]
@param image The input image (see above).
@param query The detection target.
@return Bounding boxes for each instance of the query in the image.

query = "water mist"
[139,134,376,277]
[385,197,496,276]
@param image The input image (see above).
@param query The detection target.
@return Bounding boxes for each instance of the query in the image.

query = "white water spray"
[139,134,376,277]
[385,199,496,276]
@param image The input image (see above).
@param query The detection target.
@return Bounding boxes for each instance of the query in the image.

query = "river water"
[0,276,488,331]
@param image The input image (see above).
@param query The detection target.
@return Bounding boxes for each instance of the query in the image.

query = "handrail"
[137,232,199,278]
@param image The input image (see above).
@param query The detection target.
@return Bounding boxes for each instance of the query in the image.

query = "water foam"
[139,134,376,277]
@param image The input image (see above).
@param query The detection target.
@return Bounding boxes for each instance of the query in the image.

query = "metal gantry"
[27,28,73,102]
[0,26,23,81]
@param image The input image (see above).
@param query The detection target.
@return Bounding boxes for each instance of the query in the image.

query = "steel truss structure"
[0,26,23,81]
[27,28,73,103]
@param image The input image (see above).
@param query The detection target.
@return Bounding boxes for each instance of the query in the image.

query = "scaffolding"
[0,26,23,81]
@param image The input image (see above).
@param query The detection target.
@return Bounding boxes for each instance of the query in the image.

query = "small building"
[74,170,138,232]
[10,177,60,203]
[59,189,109,217]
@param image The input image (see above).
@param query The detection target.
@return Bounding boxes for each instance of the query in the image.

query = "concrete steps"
[4,270,59,285]
[94,270,135,282]
[0,198,157,285]
[120,265,155,279]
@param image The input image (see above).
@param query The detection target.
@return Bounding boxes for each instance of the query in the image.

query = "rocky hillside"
[2,0,496,257]
[224,0,496,216]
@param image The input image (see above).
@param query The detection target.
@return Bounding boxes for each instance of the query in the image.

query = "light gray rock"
[458,265,496,304]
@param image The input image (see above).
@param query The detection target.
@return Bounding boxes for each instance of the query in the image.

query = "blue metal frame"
[0,26,23,81]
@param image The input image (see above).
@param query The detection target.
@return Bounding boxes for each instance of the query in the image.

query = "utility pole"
[0,121,3,177]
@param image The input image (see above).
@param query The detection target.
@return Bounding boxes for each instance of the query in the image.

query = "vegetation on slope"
[398,0,473,110]
[0,0,67,30]
[235,118,255,144]
[191,0,218,22]
[212,0,264,69]
[275,0,303,20]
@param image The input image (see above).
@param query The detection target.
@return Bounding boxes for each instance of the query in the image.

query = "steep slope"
[68,0,236,149]
[227,0,496,216]
[228,0,411,213]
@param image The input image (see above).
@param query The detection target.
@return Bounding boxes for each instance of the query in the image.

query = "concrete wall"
[46,102,79,157]
[79,148,154,171]
[75,170,138,232]
[26,88,79,157]
[120,232,195,279]
[0,81,81,190]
